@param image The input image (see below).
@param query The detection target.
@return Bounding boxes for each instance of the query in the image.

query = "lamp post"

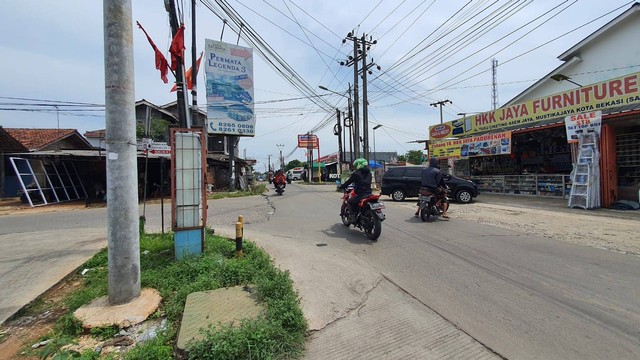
[550,74,583,87]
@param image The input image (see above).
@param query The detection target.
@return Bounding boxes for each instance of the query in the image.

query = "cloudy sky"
[0,0,636,169]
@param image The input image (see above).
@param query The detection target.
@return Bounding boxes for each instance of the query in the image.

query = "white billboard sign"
[205,39,255,137]
[564,110,602,143]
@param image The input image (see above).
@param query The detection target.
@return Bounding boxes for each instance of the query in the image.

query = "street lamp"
[550,73,583,87]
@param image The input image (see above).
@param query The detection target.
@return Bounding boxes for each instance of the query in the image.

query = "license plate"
[370,202,385,210]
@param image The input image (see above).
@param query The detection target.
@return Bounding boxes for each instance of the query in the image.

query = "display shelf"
[537,175,564,197]
[504,175,537,195]
[616,132,640,186]
[472,176,505,193]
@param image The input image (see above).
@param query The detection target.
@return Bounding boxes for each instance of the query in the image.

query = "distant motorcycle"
[274,182,285,195]
[339,186,385,240]
[418,187,449,222]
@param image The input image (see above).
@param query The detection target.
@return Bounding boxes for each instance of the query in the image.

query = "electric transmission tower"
[492,58,499,110]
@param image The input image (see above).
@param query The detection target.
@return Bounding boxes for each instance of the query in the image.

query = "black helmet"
[429,157,440,168]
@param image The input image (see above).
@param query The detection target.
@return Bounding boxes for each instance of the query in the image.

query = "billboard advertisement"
[564,111,602,143]
[205,39,255,136]
[430,131,512,159]
[298,134,319,149]
[430,72,640,138]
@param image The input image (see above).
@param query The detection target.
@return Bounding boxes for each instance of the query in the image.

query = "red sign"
[298,134,319,149]
[430,124,452,139]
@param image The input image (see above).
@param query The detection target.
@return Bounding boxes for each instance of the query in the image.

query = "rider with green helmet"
[339,158,373,223]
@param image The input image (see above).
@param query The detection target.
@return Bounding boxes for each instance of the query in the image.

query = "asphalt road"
[218,183,640,360]
[2,183,639,359]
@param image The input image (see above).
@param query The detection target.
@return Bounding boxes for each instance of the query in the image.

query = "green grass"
[34,230,307,359]
[208,184,267,199]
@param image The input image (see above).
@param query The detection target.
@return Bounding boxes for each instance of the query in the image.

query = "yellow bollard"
[238,215,244,227]
[235,221,243,258]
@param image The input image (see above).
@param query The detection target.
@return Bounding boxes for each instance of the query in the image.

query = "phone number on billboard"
[211,122,254,134]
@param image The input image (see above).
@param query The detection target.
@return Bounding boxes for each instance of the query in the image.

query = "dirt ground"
[451,200,640,256]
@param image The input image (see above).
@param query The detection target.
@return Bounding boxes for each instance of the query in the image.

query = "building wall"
[508,10,640,104]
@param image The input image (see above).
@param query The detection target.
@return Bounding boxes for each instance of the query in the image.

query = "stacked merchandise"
[568,133,600,209]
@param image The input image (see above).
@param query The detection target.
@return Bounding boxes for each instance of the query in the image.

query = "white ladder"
[568,132,599,209]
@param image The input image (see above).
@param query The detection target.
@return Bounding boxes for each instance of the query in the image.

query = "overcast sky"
[0,0,636,169]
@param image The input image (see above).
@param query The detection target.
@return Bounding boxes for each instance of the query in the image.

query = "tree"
[285,160,303,171]
[403,150,425,165]
[135,118,171,141]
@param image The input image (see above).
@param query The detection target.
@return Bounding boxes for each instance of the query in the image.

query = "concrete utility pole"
[342,33,361,159]
[103,0,141,305]
[431,99,452,124]
[333,109,342,168]
[359,33,379,161]
[166,0,188,128]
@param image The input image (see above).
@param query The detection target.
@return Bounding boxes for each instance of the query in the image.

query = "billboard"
[429,131,512,158]
[205,39,255,136]
[298,134,319,149]
[430,72,640,138]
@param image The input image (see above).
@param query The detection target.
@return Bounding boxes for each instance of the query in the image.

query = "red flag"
[136,21,169,83]
[171,52,203,92]
[169,23,185,71]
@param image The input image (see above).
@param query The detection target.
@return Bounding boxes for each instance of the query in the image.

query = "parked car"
[380,166,478,203]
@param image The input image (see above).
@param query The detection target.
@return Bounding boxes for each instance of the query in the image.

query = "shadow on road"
[320,223,375,245]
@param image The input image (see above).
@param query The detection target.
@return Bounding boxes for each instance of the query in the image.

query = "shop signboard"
[205,39,255,137]
[564,110,602,143]
[298,134,319,149]
[430,131,512,159]
[430,71,640,138]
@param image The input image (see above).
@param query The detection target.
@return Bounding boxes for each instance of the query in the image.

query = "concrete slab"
[176,286,264,350]
[73,288,161,328]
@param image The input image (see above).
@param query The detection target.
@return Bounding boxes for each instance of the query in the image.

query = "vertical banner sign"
[205,39,255,136]
[564,111,602,143]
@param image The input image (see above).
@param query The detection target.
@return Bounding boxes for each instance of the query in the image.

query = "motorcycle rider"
[416,157,449,218]
[274,169,287,189]
[339,158,373,223]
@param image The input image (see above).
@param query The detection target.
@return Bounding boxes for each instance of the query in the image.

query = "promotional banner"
[298,134,319,149]
[564,110,602,143]
[430,72,640,138]
[430,131,512,158]
[205,39,255,136]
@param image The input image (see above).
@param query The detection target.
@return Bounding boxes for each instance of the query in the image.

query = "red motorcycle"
[340,186,385,240]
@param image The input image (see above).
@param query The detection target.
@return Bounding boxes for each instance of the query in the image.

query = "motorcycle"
[274,182,285,195]
[339,186,385,240]
[418,187,449,222]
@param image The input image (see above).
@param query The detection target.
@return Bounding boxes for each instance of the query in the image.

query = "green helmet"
[353,158,368,170]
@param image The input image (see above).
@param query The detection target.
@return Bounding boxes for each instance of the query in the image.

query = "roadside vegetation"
[15,231,307,359]
[208,183,267,199]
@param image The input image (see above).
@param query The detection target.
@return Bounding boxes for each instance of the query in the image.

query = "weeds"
[34,230,306,359]
[208,184,267,199]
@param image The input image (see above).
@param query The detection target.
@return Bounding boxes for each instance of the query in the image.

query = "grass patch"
[208,184,267,199]
[33,230,307,359]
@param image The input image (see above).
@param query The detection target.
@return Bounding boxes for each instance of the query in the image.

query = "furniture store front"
[429,72,640,207]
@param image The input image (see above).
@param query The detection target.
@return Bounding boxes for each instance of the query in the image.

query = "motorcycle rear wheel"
[420,206,430,222]
[362,209,382,241]
[340,204,351,226]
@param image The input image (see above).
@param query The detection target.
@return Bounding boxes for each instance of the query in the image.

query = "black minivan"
[380,166,478,203]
